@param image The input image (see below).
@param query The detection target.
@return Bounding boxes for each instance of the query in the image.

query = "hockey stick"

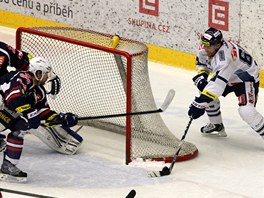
[148,117,193,177]
[0,188,57,198]
[125,189,136,198]
[77,89,175,120]
[43,89,175,126]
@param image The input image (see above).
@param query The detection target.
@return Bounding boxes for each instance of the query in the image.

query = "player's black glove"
[44,113,78,127]
[188,95,212,119]
[44,112,78,128]
[59,112,78,127]
[192,73,208,92]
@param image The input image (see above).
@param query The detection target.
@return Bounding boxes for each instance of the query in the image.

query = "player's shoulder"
[215,40,234,61]
[16,71,34,85]
[17,71,32,78]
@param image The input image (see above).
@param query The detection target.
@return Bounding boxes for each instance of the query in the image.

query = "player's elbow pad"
[193,75,208,92]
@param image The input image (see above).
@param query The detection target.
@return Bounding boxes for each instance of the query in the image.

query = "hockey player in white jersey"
[188,27,264,139]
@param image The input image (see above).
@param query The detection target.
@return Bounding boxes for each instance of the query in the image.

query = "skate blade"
[201,131,227,137]
[0,172,27,183]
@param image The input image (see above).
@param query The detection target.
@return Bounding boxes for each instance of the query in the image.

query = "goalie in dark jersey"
[0,57,83,182]
[0,41,31,151]
[0,41,65,154]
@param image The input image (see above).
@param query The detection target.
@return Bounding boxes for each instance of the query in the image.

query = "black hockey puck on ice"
[126,189,136,198]
[160,166,171,176]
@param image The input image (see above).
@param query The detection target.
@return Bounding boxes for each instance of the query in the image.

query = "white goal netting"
[16,27,198,164]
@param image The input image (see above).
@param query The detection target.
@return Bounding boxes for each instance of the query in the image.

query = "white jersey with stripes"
[196,40,259,97]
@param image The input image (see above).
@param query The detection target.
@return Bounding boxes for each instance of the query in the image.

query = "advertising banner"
[0,0,240,55]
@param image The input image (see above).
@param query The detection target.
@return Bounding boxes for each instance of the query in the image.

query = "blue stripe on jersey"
[216,75,228,83]
[235,70,255,82]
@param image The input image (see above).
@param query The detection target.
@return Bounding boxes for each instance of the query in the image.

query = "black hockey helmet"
[201,27,223,46]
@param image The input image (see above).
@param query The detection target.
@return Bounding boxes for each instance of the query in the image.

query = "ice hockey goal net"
[16,27,198,164]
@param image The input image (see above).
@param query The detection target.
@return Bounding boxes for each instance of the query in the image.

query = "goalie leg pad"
[30,125,83,155]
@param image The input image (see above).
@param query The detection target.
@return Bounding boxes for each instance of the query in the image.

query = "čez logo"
[139,0,159,16]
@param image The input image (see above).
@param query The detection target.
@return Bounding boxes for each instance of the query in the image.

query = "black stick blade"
[147,166,171,177]
[160,166,171,176]
[126,189,136,198]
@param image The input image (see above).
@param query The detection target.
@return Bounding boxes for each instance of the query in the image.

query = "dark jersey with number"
[0,41,30,77]
[0,71,57,120]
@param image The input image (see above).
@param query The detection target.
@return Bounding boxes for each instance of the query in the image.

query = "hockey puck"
[126,189,136,198]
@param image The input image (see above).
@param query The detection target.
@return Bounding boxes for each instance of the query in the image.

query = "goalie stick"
[44,89,175,126]
[148,117,193,177]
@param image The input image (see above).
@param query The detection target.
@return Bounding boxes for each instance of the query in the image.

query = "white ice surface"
[0,26,264,198]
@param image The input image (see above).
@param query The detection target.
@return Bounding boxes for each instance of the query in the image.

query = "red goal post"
[16,27,198,164]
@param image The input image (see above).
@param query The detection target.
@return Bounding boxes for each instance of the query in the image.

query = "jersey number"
[238,47,252,66]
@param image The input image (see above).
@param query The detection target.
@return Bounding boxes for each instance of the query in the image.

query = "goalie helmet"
[201,27,223,47]
[29,57,52,81]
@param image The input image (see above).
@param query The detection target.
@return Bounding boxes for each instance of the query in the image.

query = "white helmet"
[29,57,52,81]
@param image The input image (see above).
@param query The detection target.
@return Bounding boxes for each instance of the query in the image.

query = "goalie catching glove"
[44,112,78,127]
[44,74,61,99]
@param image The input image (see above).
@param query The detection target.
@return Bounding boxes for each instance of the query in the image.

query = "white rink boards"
[0,26,264,198]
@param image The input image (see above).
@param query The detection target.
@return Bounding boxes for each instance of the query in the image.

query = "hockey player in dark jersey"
[0,41,31,152]
[188,27,264,140]
[0,41,30,75]
[0,41,61,98]
[0,41,62,154]
[0,57,82,182]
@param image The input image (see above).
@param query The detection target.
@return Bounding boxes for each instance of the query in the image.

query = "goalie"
[0,41,82,157]
[0,57,83,182]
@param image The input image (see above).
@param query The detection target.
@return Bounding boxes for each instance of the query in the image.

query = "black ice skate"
[0,159,27,183]
[201,123,227,137]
